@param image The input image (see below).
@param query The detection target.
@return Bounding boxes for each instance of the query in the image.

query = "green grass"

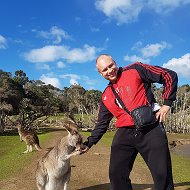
[82,131,190,185]
[172,154,190,183]
[0,130,190,187]
[0,132,52,180]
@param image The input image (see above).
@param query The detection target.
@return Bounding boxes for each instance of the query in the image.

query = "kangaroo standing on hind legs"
[36,120,83,190]
[16,125,42,153]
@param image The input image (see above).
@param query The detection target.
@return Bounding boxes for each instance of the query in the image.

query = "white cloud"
[140,42,171,58]
[131,41,143,51]
[95,0,143,25]
[59,74,98,87]
[40,74,62,88]
[124,41,170,63]
[23,45,62,63]
[90,27,100,32]
[82,76,97,86]
[14,39,24,44]
[57,61,66,68]
[64,44,97,63]
[36,63,50,70]
[36,26,72,44]
[60,74,80,80]
[23,44,98,63]
[95,0,190,25]
[0,35,8,49]
[147,0,190,13]
[163,53,190,78]
[124,54,150,63]
[88,86,96,90]
[70,78,79,85]
[60,74,80,85]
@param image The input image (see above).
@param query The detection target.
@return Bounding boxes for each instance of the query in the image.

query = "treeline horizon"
[0,69,190,133]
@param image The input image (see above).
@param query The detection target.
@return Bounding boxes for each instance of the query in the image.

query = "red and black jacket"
[85,62,178,148]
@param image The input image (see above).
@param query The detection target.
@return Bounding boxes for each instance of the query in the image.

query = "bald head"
[96,54,118,83]
[96,54,113,64]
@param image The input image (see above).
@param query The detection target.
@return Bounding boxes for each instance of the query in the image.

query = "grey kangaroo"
[36,119,83,190]
[17,125,42,153]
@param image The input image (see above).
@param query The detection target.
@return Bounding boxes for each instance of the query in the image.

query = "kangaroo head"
[64,122,83,151]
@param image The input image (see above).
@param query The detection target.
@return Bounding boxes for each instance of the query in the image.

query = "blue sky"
[0,0,190,91]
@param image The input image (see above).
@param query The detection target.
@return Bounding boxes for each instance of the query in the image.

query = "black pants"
[109,123,174,190]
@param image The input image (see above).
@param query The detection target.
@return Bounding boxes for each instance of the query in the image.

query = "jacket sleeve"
[84,100,113,148]
[134,62,178,106]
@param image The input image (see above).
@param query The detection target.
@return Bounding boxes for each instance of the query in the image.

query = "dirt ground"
[0,129,190,190]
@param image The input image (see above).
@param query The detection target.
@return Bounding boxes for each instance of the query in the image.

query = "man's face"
[96,55,118,83]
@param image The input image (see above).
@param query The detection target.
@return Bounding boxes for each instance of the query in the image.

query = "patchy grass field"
[0,130,189,190]
[0,132,52,180]
[81,131,190,185]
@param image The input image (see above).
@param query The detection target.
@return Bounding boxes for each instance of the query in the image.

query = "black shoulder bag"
[110,85,157,130]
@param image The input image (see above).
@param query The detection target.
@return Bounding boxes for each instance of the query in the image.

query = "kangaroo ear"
[64,123,78,135]
[64,124,72,134]
[64,112,76,124]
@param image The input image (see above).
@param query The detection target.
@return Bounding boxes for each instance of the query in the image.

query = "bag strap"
[110,85,131,115]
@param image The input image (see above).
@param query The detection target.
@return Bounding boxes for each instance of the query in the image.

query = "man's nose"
[107,67,113,73]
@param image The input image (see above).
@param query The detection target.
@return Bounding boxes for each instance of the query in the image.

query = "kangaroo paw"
[61,151,81,161]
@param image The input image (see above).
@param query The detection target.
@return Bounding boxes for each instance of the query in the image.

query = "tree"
[66,84,87,115]
[13,70,29,86]
[17,80,61,129]
[83,89,101,128]
[169,85,190,133]
[153,84,190,133]
[85,89,101,114]
[0,70,16,131]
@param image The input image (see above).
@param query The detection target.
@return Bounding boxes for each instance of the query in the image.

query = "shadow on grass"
[78,182,190,190]
[78,183,152,190]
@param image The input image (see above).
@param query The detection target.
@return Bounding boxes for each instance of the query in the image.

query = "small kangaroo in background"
[36,119,83,190]
[17,125,42,153]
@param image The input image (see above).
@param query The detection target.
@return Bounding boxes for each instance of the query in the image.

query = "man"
[81,54,178,190]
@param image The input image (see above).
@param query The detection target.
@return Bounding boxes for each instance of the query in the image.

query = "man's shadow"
[78,182,190,190]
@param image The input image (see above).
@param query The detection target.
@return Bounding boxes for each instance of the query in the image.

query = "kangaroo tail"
[35,144,42,151]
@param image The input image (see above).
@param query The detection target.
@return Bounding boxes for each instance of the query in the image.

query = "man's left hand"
[156,105,170,122]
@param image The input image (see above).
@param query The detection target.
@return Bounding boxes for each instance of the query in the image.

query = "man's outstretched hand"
[80,144,90,154]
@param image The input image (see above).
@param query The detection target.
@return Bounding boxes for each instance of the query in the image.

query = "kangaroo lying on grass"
[17,125,42,153]
[36,119,83,190]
